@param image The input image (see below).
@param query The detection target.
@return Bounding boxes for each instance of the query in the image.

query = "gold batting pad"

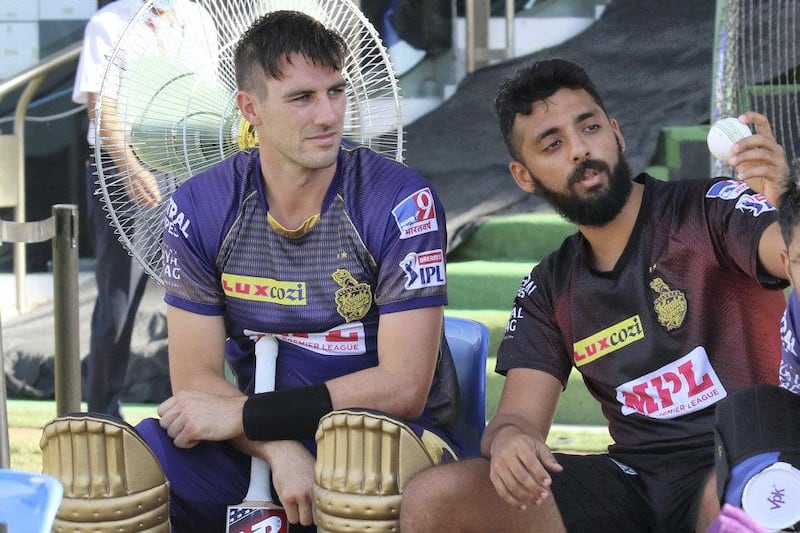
[39,414,170,532]
[313,409,453,533]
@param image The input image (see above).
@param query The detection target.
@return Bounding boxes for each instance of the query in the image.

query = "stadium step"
[447,260,533,311]
[446,212,573,313]
[449,212,576,263]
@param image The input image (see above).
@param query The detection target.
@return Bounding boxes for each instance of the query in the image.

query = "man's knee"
[399,460,460,529]
[403,457,466,504]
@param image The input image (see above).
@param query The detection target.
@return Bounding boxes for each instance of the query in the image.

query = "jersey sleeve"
[703,179,786,289]
[780,292,800,393]
[162,181,226,316]
[495,266,574,387]
[357,159,448,314]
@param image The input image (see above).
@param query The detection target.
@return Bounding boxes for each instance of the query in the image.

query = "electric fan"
[95,0,404,283]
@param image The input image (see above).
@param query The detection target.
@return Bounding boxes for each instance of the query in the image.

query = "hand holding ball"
[707,117,753,162]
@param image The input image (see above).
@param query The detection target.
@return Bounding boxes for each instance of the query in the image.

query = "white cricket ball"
[707,117,752,162]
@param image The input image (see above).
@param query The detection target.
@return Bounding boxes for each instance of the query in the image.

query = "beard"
[528,143,633,227]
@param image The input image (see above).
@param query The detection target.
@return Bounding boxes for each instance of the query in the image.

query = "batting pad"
[313,409,453,532]
[39,413,170,532]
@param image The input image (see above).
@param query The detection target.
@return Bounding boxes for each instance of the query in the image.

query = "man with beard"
[399,58,790,532]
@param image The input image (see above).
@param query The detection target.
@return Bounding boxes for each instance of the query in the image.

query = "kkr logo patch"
[332,269,372,322]
[400,249,446,290]
[616,346,727,419]
[222,273,306,305]
[573,315,644,366]
[735,193,775,217]
[392,187,438,239]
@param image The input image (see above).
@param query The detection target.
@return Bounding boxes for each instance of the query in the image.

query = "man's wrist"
[242,383,333,441]
[488,423,542,455]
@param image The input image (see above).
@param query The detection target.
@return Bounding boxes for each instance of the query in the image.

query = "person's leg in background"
[85,157,148,418]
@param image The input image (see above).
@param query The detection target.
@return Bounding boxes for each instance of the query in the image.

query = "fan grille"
[95,0,403,284]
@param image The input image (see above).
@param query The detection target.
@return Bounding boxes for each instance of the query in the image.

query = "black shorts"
[551,447,714,533]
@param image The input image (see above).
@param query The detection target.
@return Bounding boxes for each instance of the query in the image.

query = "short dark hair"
[495,58,607,160]
[778,160,800,247]
[234,10,348,94]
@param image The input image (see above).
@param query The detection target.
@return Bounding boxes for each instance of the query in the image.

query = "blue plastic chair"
[445,315,490,459]
[0,468,63,533]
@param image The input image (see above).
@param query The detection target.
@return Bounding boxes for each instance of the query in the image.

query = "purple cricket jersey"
[162,144,453,424]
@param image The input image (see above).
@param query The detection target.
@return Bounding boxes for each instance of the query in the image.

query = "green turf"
[5,401,160,472]
[446,261,533,310]
[448,213,576,263]
[5,400,158,429]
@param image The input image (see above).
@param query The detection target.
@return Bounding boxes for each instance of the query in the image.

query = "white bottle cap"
[741,461,800,531]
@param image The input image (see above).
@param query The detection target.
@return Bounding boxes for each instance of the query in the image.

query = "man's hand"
[729,111,790,206]
[488,424,563,510]
[262,440,316,526]
[124,167,162,207]
[157,389,246,448]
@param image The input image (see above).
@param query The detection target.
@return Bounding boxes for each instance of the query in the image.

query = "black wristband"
[242,383,333,441]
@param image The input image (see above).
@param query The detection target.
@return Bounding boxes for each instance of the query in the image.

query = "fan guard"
[95,0,404,283]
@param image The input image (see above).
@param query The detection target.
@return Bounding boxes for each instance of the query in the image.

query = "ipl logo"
[400,249,446,290]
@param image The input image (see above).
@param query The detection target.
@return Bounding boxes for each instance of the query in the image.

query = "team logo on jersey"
[222,274,306,305]
[650,277,686,331]
[400,249,446,290]
[276,322,367,356]
[332,269,372,321]
[705,179,749,200]
[617,346,727,419]
[392,187,438,239]
[735,193,775,217]
[573,315,644,366]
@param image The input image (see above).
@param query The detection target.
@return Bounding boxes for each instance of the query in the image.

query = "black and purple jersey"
[161,145,454,426]
[498,174,786,455]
